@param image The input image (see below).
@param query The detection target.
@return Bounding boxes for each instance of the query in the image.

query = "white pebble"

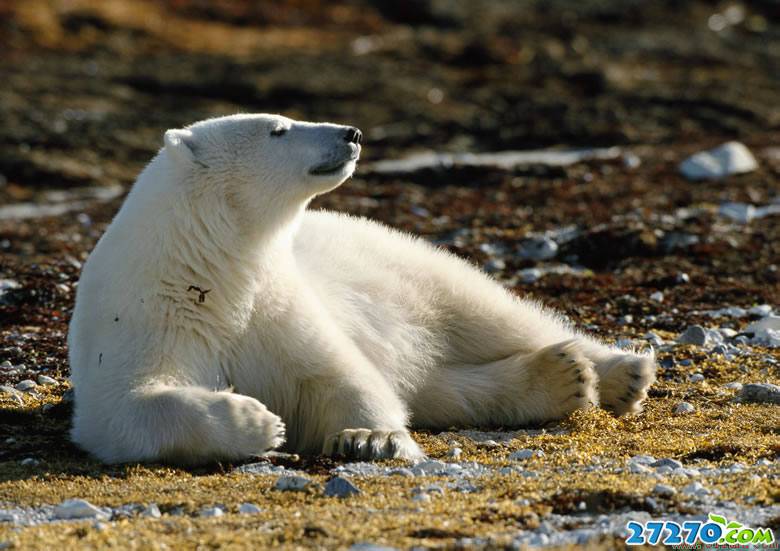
[14,380,37,392]
[199,506,224,517]
[679,141,758,180]
[447,447,463,459]
[689,373,705,383]
[274,475,312,492]
[674,402,695,415]
[37,375,57,386]
[238,502,263,514]
[650,291,664,302]
[142,504,161,518]
[508,449,543,461]
[54,499,109,520]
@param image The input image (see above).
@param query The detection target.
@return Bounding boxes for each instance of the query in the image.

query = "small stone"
[388,468,414,477]
[651,458,683,469]
[650,291,664,302]
[677,326,709,346]
[736,383,780,405]
[628,454,657,465]
[199,506,224,517]
[238,502,263,514]
[723,382,743,391]
[748,304,772,317]
[477,440,500,448]
[719,328,737,338]
[14,379,37,392]
[653,484,677,497]
[518,237,558,261]
[519,268,542,284]
[412,493,431,502]
[682,481,709,496]
[484,258,506,273]
[324,476,360,498]
[54,499,109,520]
[719,202,756,224]
[629,463,653,474]
[447,447,463,459]
[20,457,39,467]
[142,504,161,518]
[679,141,758,180]
[643,333,664,347]
[37,375,57,386]
[414,460,446,474]
[689,373,705,383]
[676,272,690,284]
[0,360,12,369]
[0,385,23,405]
[349,544,398,551]
[674,402,695,415]
[274,475,312,492]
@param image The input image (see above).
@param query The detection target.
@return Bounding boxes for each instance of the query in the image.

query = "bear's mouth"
[309,155,358,176]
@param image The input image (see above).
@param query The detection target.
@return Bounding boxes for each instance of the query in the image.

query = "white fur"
[68,114,656,465]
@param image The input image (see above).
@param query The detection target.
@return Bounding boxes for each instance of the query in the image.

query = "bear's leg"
[576,338,657,415]
[73,382,285,464]
[292,367,425,461]
[410,339,599,428]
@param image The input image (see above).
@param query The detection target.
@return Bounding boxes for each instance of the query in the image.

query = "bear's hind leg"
[72,382,285,465]
[410,339,598,428]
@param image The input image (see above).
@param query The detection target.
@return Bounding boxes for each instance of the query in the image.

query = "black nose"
[344,127,362,144]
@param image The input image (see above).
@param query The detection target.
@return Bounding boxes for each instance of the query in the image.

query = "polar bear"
[68,114,656,465]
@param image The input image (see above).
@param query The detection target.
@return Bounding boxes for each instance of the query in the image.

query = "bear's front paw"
[208,393,286,458]
[322,428,425,461]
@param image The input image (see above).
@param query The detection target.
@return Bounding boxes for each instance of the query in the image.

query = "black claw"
[558,352,567,358]
[574,391,584,398]
[576,375,585,383]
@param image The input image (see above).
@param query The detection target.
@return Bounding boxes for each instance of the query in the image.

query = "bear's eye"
[270,127,287,137]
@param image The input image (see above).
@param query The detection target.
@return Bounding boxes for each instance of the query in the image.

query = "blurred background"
[0,0,778,344]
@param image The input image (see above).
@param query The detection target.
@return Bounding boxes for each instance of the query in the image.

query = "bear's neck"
[149,182,302,338]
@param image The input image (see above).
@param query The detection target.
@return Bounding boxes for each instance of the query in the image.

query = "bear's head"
[162,114,362,219]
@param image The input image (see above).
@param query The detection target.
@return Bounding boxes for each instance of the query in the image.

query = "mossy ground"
[1,342,778,549]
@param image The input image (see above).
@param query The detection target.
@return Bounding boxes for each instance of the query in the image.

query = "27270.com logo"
[626,513,775,546]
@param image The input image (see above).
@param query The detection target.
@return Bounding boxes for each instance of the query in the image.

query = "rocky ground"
[0,0,778,549]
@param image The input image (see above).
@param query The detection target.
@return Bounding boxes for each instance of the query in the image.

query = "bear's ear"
[164,129,199,167]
